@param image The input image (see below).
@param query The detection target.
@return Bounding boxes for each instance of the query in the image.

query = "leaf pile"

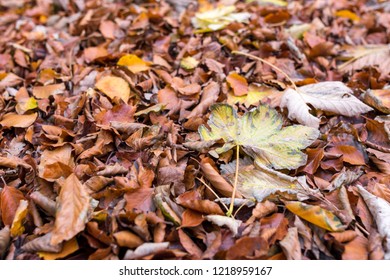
[1,0,390,260]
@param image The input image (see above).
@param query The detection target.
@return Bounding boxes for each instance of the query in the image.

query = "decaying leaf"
[205,215,242,236]
[51,174,93,245]
[38,238,79,260]
[124,242,169,260]
[22,233,62,253]
[95,75,130,103]
[199,104,319,170]
[285,201,345,232]
[357,185,390,259]
[279,227,302,260]
[280,82,373,127]
[1,185,25,226]
[192,6,251,33]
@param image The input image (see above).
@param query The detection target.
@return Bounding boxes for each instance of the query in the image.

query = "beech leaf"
[95,75,130,103]
[10,200,28,237]
[117,54,151,73]
[280,82,373,128]
[51,174,93,245]
[199,104,319,170]
[0,113,37,128]
[38,238,79,260]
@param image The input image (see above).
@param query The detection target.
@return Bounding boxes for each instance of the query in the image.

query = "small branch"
[232,50,298,91]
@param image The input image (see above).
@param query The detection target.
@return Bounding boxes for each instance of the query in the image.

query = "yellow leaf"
[16,97,38,114]
[10,200,29,237]
[50,174,92,245]
[38,238,79,260]
[95,75,130,103]
[335,10,360,22]
[180,57,199,70]
[0,112,38,128]
[285,201,344,231]
[199,104,319,170]
[117,54,151,73]
[227,88,274,107]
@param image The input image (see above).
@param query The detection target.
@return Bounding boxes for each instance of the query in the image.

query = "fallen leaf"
[280,82,373,128]
[10,200,28,237]
[226,72,248,97]
[0,112,37,128]
[180,209,204,228]
[180,57,199,70]
[342,234,368,260]
[32,83,65,99]
[113,231,143,248]
[335,10,360,22]
[205,215,242,236]
[84,46,108,63]
[124,242,169,260]
[357,185,390,259]
[22,233,62,253]
[95,75,130,103]
[125,188,154,213]
[363,89,390,114]
[187,81,220,118]
[246,0,287,6]
[279,227,302,260]
[225,236,268,259]
[30,191,56,216]
[368,230,385,260]
[38,145,74,181]
[51,174,92,245]
[192,6,251,33]
[0,226,10,256]
[38,238,79,260]
[260,213,289,244]
[178,229,203,258]
[1,185,25,226]
[117,54,151,73]
[285,201,344,232]
[199,104,319,170]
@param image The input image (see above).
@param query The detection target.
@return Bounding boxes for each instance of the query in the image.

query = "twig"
[227,145,240,217]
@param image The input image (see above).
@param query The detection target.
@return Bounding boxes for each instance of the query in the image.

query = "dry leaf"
[38,238,79,260]
[178,229,203,258]
[280,82,373,128]
[0,226,10,256]
[95,75,130,103]
[363,89,390,114]
[205,215,242,236]
[180,57,199,70]
[124,242,169,260]
[22,233,62,253]
[32,83,65,99]
[10,200,28,237]
[226,72,248,97]
[0,113,37,128]
[279,227,302,260]
[113,231,143,248]
[1,185,25,226]
[117,54,151,73]
[51,174,92,245]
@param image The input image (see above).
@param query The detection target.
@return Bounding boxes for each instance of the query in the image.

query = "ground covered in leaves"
[1,0,390,260]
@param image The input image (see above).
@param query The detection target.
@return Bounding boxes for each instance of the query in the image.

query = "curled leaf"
[205,215,242,236]
[38,238,79,260]
[10,200,29,237]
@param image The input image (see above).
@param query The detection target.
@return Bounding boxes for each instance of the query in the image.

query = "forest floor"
[1,0,390,260]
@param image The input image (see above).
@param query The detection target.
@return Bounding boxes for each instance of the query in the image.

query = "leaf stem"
[232,50,298,91]
[196,177,230,213]
[227,145,240,217]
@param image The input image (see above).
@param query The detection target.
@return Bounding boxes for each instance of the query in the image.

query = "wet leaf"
[280,82,373,128]
[285,201,344,232]
[95,75,130,103]
[51,174,93,245]
[117,54,151,73]
[199,104,319,170]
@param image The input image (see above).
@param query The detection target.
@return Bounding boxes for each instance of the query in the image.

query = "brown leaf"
[342,234,368,260]
[99,20,116,39]
[180,209,204,228]
[124,242,169,260]
[0,226,10,256]
[95,75,130,103]
[187,81,220,118]
[124,188,154,213]
[51,174,92,245]
[1,185,25,226]
[279,227,302,260]
[0,113,37,128]
[260,213,289,245]
[22,233,62,253]
[363,89,390,114]
[368,230,385,260]
[301,148,324,174]
[32,83,65,99]
[84,46,109,63]
[38,238,79,260]
[114,231,144,248]
[226,72,248,97]
[178,229,203,258]
[178,199,224,215]
[30,191,56,216]
[226,237,268,260]
[249,200,277,222]
[38,145,74,181]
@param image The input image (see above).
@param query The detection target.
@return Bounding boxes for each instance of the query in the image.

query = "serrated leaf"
[10,200,28,237]
[51,174,92,245]
[117,54,151,73]
[205,215,242,236]
[285,201,344,232]
[221,157,312,202]
[95,75,130,103]
[199,104,319,170]
[280,82,373,128]
[192,6,251,33]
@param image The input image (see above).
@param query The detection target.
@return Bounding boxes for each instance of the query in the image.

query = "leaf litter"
[0,0,389,260]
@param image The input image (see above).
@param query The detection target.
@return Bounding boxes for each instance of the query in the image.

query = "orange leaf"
[180,209,204,228]
[32,83,65,99]
[1,185,25,226]
[83,46,109,63]
[285,201,344,231]
[39,238,79,260]
[50,174,92,245]
[113,231,143,248]
[335,10,360,22]
[0,112,37,128]
[95,75,130,103]
[10,200,29,237]
[226,72,248,96]
[117,54,151,73]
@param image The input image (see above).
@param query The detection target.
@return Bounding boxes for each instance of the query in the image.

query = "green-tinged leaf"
[192,6,251,33]
[221,157,313,202]
[205,215,242,236]
[285,201,344,232]
[199,104,319,170]
[154,185,182,226]
[286,23,311,39]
